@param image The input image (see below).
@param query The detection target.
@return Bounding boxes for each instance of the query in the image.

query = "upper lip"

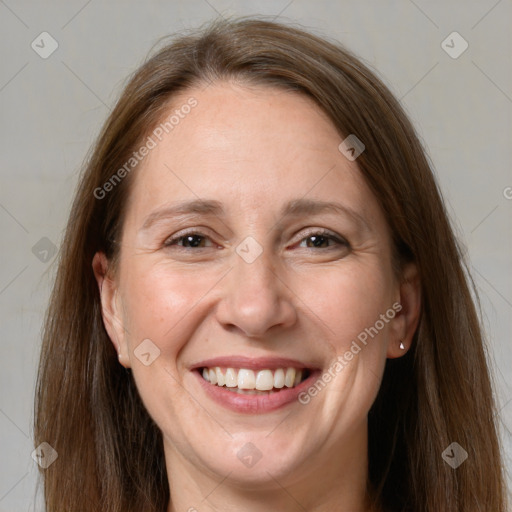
[190,356,317,371]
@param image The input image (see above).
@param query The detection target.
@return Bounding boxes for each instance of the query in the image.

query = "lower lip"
[193,369,320,413]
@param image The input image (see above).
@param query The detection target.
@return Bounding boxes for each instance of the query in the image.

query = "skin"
[93,81,421,512]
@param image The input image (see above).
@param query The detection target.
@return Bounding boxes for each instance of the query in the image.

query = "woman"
[34,17,508,512]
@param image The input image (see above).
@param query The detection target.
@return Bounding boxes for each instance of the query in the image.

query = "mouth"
[190,356,320,413]
[199,366,311,394]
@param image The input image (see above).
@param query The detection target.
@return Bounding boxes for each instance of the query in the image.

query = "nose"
[215,246,297,338]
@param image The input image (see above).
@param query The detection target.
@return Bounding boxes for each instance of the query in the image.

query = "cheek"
[118,259,225,358]
[298,264,394,428]
[297,260,394,351]
[116,261,214,427]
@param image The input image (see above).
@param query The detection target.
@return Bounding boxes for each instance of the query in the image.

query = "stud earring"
[399,341,405,350]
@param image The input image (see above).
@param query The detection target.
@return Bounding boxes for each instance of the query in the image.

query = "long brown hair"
[34,16,508,511]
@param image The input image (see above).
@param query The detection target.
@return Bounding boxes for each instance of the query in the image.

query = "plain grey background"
[0,0,511,509]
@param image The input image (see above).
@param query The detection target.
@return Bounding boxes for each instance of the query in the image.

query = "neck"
[164,422,379,512]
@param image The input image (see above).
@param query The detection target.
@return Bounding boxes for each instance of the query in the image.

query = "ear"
[387,262,421,359]
[92,252,130,368]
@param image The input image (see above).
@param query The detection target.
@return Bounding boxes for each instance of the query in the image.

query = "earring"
[399,341,405,350]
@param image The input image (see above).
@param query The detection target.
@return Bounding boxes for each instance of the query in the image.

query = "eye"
[296,229,349,250]
[164,231,214,249]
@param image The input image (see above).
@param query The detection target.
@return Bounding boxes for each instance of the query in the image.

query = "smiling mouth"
[199,366,311,394]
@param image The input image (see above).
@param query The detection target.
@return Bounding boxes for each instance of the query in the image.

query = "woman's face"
[95,82,418,496]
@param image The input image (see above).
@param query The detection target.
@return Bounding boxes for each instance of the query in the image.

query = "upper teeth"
[201,367,303,390]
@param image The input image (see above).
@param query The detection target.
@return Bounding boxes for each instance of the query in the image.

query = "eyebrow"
[140,198,371,232]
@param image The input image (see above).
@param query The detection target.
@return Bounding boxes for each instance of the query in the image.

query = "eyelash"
[163,228,349,251]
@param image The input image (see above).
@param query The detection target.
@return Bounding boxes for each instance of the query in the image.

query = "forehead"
[163,81,341,164]
[124,81,382,230]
